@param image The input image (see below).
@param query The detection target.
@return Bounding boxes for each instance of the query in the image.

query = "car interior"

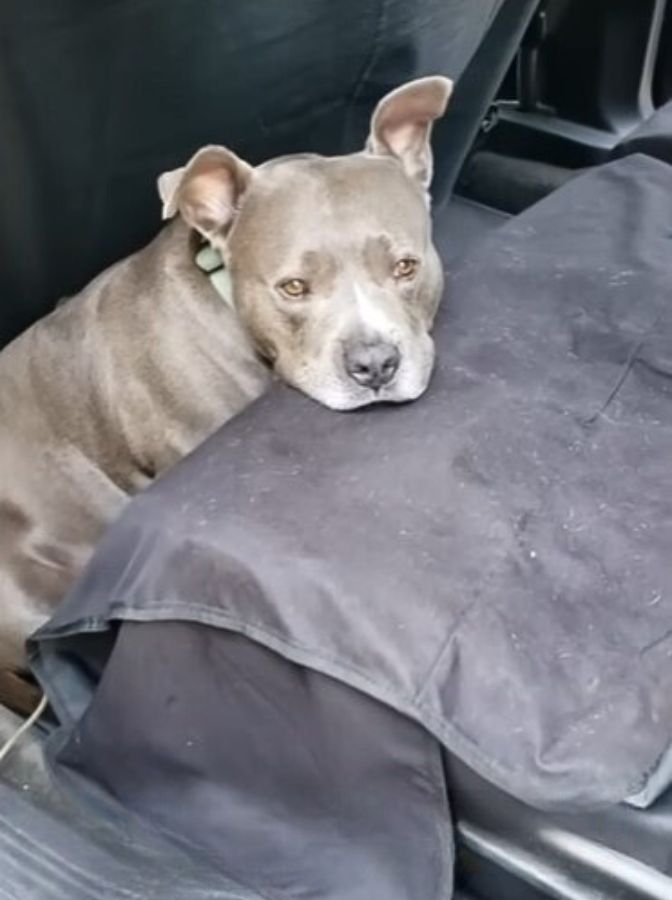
[1,1,672,897]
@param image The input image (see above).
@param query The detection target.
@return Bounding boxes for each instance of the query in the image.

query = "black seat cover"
[614,99,672,166]
[30,155,672,897]
[0,0,534,349]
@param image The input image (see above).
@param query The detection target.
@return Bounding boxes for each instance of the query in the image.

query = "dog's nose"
[343,341,401,390]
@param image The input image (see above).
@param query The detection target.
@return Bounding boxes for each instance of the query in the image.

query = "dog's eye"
[278,278,309,299]
[393,257,419,280]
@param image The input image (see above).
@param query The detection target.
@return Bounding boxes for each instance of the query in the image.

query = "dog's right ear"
[157,146,252,240]
[366,76,453,189]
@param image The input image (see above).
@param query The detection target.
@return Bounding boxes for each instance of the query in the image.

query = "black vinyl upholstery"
[614,99,672,166]
[0,0,539,349]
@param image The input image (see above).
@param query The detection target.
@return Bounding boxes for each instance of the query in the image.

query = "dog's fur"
[0,76,452,714]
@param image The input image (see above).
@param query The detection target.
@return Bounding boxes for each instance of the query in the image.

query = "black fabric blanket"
[31,155,672,899]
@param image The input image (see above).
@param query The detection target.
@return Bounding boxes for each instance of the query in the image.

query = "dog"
[0,76,452,715]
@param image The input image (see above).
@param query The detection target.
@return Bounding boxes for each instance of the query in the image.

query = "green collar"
[195,244,233,308]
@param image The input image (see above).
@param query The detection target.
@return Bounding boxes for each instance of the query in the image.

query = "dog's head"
[159,76,452,410]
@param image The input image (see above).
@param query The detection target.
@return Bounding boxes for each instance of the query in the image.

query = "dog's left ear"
[157,145,252,240]
[366,76,453,189]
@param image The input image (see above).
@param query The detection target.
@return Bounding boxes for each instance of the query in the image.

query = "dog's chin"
[293,372,432,412]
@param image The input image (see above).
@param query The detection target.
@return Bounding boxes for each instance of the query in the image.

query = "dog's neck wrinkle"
[5,218,267,491]
[111,221,268,477]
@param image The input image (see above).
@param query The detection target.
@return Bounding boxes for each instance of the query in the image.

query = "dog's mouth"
[299,372,432,412]
[264,331,435,411]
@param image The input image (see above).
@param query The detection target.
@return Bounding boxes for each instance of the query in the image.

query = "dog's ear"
[366,76,453,189]
[157,146,252,239]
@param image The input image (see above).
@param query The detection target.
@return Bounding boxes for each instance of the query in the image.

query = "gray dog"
[0,76,452,715]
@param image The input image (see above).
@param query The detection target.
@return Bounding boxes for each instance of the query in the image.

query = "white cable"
[0,694,49,766]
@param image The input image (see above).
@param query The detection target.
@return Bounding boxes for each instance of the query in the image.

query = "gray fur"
[0,76,452,709]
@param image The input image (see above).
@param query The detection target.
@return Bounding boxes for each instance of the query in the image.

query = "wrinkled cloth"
[31,155,672,899]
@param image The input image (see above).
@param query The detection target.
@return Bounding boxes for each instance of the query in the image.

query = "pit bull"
[0,76,452,716]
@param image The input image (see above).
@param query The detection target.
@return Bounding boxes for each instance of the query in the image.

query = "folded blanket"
[31,154,672,900]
